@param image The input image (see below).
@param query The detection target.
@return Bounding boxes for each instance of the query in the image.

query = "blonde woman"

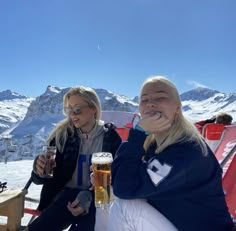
[28,86,121,231]
[108,76,233,231]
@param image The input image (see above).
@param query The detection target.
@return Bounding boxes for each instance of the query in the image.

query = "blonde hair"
[47,86,101,152]
[141,76,208,155]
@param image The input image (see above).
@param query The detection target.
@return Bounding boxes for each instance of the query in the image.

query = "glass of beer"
[92,152,113,208]
[43,145,56,178]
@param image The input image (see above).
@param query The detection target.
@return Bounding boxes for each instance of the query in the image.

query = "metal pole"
[220,143,236,168]
[4,138,8,164]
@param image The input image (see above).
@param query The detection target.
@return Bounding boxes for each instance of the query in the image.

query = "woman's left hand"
[67,198,86,216]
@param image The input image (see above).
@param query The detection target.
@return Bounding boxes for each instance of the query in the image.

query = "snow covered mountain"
[0,86,138,161]
[0,90,34,134]
[0,86,235,161]
[181,87,236,122]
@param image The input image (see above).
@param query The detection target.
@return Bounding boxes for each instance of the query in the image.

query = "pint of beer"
[92,152,113,208]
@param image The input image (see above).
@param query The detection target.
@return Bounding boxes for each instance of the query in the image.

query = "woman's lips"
[144,111,162,117]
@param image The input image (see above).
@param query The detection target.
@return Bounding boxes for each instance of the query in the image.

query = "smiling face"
[66,94,97,133]
[139,80,180,124]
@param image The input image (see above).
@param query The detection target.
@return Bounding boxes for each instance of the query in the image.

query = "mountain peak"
[180,87,220,101]
[0,89,27,100]
[42,85,63,97]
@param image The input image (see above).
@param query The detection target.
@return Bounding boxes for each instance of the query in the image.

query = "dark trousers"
[28,188,96,231]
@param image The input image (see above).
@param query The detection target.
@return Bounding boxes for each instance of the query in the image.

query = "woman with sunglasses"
[27,86,122,231]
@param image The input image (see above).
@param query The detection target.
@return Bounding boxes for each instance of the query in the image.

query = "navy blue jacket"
[112,129,234,231]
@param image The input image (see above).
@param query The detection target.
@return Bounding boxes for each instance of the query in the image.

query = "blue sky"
[0,0,235,98]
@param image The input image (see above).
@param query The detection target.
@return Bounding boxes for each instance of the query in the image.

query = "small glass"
[92,152,113,209]
[43,145,56,178]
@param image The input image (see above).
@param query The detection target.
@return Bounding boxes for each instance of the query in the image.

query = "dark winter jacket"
[112,129,234,231]
[31,123,122,211]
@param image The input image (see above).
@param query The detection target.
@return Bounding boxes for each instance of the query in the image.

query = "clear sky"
[0,0,235,98]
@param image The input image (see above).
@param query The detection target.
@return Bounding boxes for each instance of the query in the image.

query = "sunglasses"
[64,105,89,115]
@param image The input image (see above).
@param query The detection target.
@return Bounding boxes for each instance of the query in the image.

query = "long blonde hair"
[142,76,208,155]
[47,86,101,152]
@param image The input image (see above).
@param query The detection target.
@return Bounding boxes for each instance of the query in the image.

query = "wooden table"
[0,189,26,231]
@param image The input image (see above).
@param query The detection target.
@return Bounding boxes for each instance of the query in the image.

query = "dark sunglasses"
[64,105,89,115]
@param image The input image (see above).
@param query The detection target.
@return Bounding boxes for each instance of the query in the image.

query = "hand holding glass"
[43,145,56,178]
[92,152,113,208]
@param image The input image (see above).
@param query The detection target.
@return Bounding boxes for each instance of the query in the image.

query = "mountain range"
[0,86,235,161]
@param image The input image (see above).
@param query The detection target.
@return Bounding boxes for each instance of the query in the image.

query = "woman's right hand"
[89,172,95,190]
[35,155,46,177]
[138,112,171,134]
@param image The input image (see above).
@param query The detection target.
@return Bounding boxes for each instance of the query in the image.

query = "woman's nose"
[147,99,157,107]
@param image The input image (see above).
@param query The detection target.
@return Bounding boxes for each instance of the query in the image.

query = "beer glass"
[43,145,56,178]
[92,152,113,208]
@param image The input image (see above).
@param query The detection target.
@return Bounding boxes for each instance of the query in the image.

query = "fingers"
[70,198,79,208]
[90,172,95,186]
[149,116,171,133]
[35,155,46,176]
[67,201,85,216]
[50,159,57,168]
[139,113,171,134]
[89,185,94,190]
[155,112,162,119]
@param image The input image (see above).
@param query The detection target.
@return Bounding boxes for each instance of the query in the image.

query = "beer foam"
[92,153,113,164]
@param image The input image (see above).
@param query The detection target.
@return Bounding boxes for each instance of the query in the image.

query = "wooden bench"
[0,189,26,231]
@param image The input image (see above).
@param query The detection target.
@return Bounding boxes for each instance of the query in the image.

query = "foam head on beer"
[92,152,113,208]
[92,152,113,164]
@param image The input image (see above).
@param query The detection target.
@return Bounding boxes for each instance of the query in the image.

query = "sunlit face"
[139,82,180,123]
[65,95,97,133]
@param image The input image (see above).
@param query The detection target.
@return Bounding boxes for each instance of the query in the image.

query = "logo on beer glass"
[92,152,113,208]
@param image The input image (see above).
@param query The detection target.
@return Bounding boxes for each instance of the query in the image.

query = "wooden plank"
[0,189,26,231]
[0,189,24,207]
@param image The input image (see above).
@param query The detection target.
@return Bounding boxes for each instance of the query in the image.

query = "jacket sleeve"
[111,128,155,199]
[111,130,122,157]
[103,123,122,158]
[31,170,52,185]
